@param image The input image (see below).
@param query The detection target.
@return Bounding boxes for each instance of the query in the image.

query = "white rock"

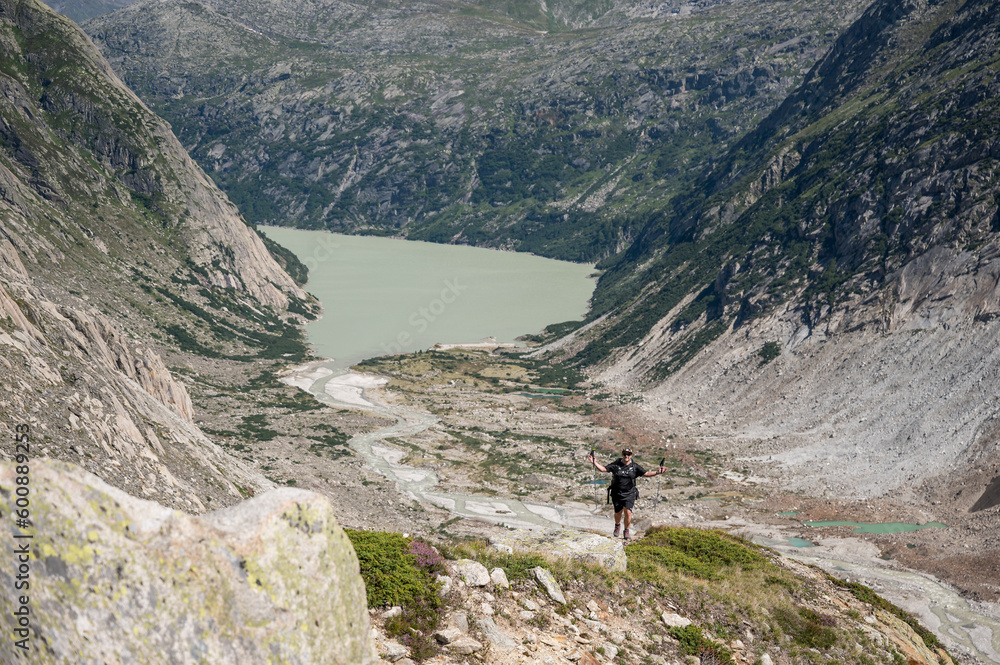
[381,606,402,620]
[434,626,463,645]
[519,610,535,620]
[532,567,567,605]
[436,574,453,596]
[482,602,494,616]
[759,655,774,665]
[587,599,601,614]
[383,640,408,661]
[452,559,491,586]
[447,636,484,655]
[490,567,510,589]
[603,643,619,660]
[661,612,692,628]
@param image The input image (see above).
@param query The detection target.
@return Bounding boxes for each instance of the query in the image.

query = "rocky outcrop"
[0,271,273,509]
[489,528,627,572]
[0,460,378,665]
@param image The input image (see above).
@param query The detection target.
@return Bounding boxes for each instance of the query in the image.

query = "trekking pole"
[591,449,598,507]
[656,457,665,503]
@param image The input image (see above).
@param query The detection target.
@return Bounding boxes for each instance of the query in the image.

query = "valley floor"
[271,347,1000,664]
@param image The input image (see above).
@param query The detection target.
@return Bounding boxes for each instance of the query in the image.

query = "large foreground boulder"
[0,460,377,665]
[489,528,626,572]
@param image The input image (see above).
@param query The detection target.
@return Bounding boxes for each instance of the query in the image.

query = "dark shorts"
[611,494,636,513]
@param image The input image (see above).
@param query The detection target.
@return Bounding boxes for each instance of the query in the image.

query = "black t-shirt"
[606,458,646,498]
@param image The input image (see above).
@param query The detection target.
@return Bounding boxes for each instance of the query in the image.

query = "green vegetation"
[773,606,839,650]
[829,576,945,652]
[345,530,444,660]
[239,414,279,442]
[307,427,352,459]
[626,526,771,582]
[668,625,735,665]
[758,341,781,365]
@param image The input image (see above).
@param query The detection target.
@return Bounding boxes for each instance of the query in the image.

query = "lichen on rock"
[0,460,378,665]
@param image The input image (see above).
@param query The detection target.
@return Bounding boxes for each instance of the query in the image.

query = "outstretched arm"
[587,454,609,473]
[642,466,666,477]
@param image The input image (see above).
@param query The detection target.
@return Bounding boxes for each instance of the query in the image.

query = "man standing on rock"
[587,448,665,540]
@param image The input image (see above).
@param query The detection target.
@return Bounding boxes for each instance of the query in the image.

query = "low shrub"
[345,530,443,661]
[773,606,838,650]
[668,625,735,665]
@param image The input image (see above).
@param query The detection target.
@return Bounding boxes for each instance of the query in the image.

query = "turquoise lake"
[260,228,596,369]
[803,520,947,534]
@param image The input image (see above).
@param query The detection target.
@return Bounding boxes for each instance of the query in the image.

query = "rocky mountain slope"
[83,0,867,261]
[37,0,134,22]
[535,0,1000,598]
[0,0,317,510]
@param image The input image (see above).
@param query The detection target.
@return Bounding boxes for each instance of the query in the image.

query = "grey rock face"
[0,460,378,665]
[85,0,866,262]
[451,559,491,586]
[477,615,519,651]
[491,528,626,572]
[532,566,567,605]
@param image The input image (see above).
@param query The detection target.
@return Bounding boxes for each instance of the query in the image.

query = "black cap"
[622,448,633,456]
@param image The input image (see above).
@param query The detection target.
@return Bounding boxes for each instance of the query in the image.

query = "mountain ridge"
[83,0,867,261]
[0,0,317,511]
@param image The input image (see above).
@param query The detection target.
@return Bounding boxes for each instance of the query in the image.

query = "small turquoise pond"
[803,521,947,534]
[785,537,816,548]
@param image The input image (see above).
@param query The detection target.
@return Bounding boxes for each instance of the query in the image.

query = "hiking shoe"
[622,529,630,541]
[613,524,621,538]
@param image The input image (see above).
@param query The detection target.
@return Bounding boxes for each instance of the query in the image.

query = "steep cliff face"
[1,0,304,309]
[0,461,377,665]
[0,0,318,510]
[83,0,867,261]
